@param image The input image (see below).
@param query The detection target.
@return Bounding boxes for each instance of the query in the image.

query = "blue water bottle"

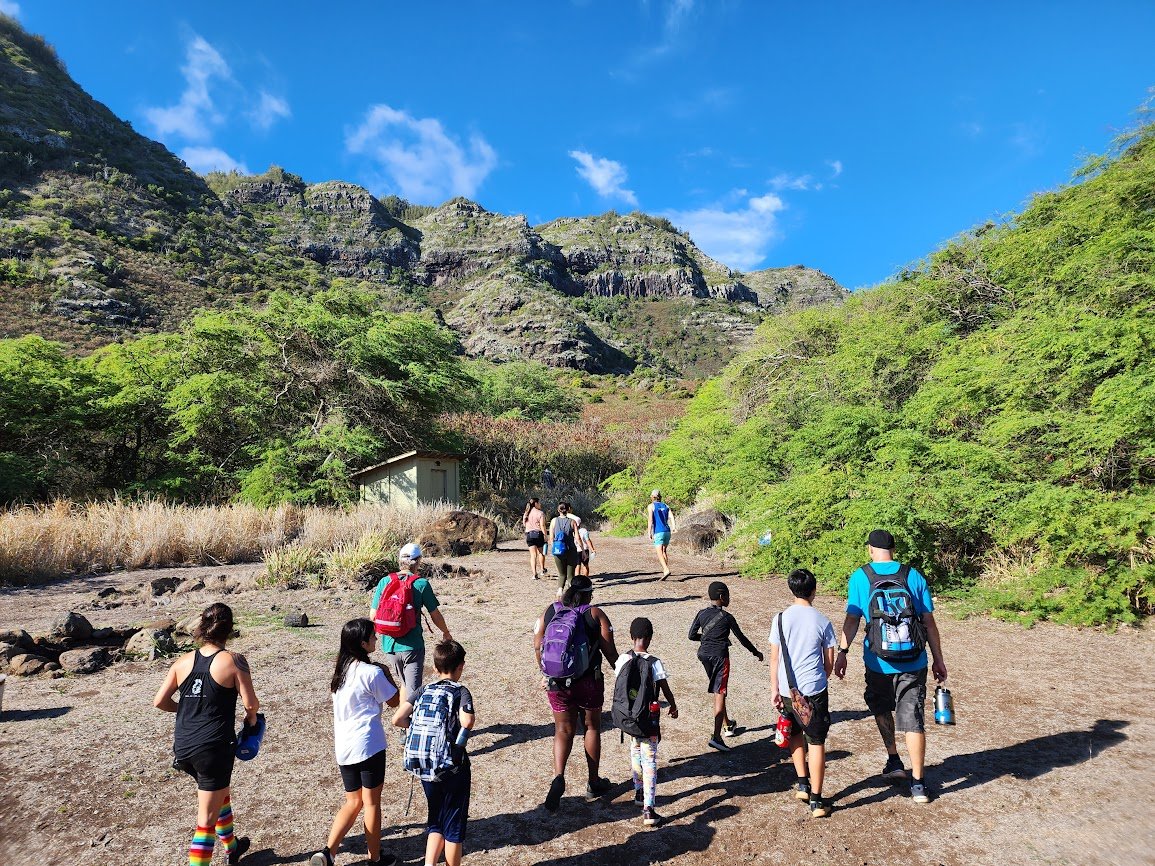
[933,686,955,725]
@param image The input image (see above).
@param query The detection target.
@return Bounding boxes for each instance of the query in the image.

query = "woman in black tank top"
[154,603,260,866]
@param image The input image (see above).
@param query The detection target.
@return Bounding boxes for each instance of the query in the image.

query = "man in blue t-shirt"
[834,529,948,805]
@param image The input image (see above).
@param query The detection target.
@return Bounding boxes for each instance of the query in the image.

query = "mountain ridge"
[0,17,846,374]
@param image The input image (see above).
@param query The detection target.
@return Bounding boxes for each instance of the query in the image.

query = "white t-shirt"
[578,527,591,550]
[614,650,668,683]
[332,660,398,765]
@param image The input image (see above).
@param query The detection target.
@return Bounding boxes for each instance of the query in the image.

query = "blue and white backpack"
[403,681,463,782]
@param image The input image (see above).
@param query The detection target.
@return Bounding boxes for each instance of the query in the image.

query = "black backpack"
[864,563,928,662]
[611,651,659,739]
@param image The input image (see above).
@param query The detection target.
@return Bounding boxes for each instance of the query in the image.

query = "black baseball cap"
[867,529,895,550]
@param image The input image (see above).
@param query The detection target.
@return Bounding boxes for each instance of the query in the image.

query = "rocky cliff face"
[0,18,847,374]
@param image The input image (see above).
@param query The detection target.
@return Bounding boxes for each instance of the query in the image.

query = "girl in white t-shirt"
[310,619,400,866]
[576,525,597,577]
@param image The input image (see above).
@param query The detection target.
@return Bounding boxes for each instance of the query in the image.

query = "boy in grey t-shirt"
[769,568,837,818]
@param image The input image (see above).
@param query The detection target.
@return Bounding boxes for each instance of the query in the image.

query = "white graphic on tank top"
[190,678,203,697]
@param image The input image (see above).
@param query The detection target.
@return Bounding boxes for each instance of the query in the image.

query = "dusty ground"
[2,536,1153,866]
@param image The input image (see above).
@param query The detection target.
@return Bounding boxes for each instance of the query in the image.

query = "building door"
[431,468,448,501]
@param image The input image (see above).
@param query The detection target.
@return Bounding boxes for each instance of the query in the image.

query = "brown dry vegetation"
[1,535,1153,865]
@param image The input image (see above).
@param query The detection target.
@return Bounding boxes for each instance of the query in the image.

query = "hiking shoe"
[369,855,398,866]
[228,838,251,865]
[910,780,931,804]
[633,788,644,807]
[722,721,745,738]
[544,774,566,812]
[809,798,830,818]
[308,850,333,866]
[794,779,811,801]
[642,806,666,827]
[707,736,731,752]
[882,754,908,781]
[585,776,612,801]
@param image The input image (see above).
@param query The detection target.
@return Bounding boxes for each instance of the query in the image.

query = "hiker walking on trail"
[370,542,452,701]
[533,573,620,812]
[576,523,596,578]
[153,603,259,866]
[310,619,401,866]
[541,466,556,490]
[769,569,837,818]
[393,640,476,866]
[612,616,679,828]
[548,501,582,595]
[523,497,547,580]
[688,581,763,752]
[647,490,674,579]
[834,529,948,805]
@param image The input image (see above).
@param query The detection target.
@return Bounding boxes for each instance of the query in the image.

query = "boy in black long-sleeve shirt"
[688,581,763,752]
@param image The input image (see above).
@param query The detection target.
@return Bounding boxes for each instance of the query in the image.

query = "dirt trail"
[2,535,1153,866]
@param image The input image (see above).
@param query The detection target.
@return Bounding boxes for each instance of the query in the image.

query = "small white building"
[351,450,462,508]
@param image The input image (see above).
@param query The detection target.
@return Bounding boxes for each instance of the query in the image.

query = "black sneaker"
[633,788,644,807]
[585,776,612,801]
[544,774,566,812]
[369,855,398,866]
[882,754,908,782]
[722,719,744,738]
[910,779,931,804]
[794,778,811,801]
[809,798,831,818]
[642,806,665,827]
[229,838,251,865]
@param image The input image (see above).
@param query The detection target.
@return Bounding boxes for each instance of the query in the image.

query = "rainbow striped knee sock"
[215,797,237,854]
[189,825,215,866]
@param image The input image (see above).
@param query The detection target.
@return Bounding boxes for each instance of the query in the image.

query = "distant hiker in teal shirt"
[369,542,452,701]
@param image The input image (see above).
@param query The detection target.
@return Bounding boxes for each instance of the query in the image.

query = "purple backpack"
[540,602,592,682]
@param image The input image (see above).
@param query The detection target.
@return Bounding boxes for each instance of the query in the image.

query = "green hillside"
[605,120,1155,626]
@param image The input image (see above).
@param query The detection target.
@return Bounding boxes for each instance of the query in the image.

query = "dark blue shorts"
[422,762,471,844]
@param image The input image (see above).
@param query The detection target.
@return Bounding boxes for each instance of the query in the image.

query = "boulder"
[0,642,21,664]
[9,653,50,676]
[58,646,114,675]
[50,612,93,642]
[283,612,309,628]
[96,586,119,599]
[147,576,181,596]
[417,510,498,557]
[173,578,205,596]
[124,628,178,661]
[92,626,138,644]
[174,614,202,637]
[671,509,732,553]
[0,629,33,649]
[134,617,177,633]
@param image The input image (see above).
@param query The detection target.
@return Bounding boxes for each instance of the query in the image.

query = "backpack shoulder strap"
[777,612,800,694]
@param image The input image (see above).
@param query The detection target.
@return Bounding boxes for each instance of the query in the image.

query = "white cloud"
[346,105,498,203]
[249,90,291,131]
[179,146,249,175]
[143,35,231,142]
[770,172,813,192]
[0,1,21,18]
[568,151,639,207]
[827,159,843,177]
[663,192,785,271]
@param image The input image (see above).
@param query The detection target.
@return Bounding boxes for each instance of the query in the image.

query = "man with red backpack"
[532,573,619,813]
[370,542,452,701]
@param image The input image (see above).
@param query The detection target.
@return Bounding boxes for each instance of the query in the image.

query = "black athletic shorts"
[174,746,235,792]
[526,531,545,549]
[864,667,928,733]
[339,748,387,792]
[699,654,730,695]
[781,687,832,745]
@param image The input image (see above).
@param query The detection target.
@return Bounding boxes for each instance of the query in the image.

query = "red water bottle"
[775,713,793,748]
[650,700,661,730]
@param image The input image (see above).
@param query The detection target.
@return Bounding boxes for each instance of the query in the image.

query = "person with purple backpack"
[532,573,620,813]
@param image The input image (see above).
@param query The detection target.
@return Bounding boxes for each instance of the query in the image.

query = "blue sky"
[10,0,1155,288]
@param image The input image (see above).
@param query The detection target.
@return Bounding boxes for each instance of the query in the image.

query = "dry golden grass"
[0,499,477,584]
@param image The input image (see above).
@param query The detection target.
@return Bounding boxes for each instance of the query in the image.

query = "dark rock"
[50,611,93,642]
[148,576,181,596]
[671,509,732,553]
[174,614,201,637]
[96,586,119,599]
[0,642,20,664]
[417,510,498,557]
[0,629,33,649]
[58,646,114,675]
[283,612,309,628]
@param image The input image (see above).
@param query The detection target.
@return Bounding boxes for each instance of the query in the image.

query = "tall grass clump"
[0,499,472,585]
